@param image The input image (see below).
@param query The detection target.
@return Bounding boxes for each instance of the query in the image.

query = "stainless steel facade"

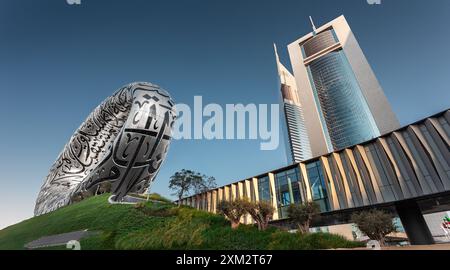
[179,110,450,223]
[34,82,176,216]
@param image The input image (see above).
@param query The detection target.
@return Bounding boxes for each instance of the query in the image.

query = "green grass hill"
[0,194,363,250]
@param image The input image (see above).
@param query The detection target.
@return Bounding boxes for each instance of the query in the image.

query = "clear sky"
[0,0,449,229]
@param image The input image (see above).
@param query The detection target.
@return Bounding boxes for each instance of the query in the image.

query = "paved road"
[24,230,94,249]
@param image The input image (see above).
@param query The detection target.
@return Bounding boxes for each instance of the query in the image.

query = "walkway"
[24,230,95,249]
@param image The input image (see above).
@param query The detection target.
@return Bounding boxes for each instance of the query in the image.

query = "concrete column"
[268,173,279,220]
[252,178,259,201]
[299,163,313,201]
[395,200,434,245]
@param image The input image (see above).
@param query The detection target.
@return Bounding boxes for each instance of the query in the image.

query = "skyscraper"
[274,44,312,163]
[278,15,400,160]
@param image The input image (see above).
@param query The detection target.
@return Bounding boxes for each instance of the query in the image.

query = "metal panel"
[374,140,404,200]
[344,149,371,205]
[319,157,341,210]
[332,153,355,208]
[327,156,350,208]
[378,137,412,199]
[355,145,384,203]
[338,152,364,207]
[412,124,450,189]
[406,128,442,192]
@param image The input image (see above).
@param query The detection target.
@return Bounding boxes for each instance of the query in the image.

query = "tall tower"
[282,15,400,157]
[274,44,312,163]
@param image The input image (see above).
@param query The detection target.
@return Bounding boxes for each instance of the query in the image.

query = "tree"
[287,202,320,234]
[217,199,247,229]
[169,169,217,206]
[193,175,217,194]
[243,200,274,231]
[351,209,396,246]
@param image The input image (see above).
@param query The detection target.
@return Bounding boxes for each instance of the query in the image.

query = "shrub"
[217,199,247,229]
[287,202,320,233]
[147,193,172,203]
[97,181,112,194]
[70,189,95,203]
[268,231,364,250]
[351,209,396,246]
[133,201,178,217]
[243,201,274,231]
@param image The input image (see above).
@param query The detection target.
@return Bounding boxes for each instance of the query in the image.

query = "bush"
[97,181,112,194]
[134,201,178,217]
[70,189,95,203]
[268,231,364,250]
[217,199,247,229]
[147,193,172,203]
[243,201,274,231]
[351,209,396,246]
[287,202,320,233]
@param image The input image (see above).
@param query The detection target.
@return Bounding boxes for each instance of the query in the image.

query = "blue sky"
[0,0,449,229]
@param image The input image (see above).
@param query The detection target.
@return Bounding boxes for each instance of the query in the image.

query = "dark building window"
[306,161,330,212]
[258,176,271,202]
[275,168,304,218]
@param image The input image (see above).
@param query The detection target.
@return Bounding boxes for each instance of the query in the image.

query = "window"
[306,161,330,212]
[258,176,271,202]
[274,168,304,218]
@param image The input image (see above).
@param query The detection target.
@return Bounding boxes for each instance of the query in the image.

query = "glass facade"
[274,168,304,218]
[258,176,271,202]
[306,161,330,212]
[305,47,380,151]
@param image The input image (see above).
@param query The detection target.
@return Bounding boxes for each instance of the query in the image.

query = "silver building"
[34,82,176,216]
[278,15,400,159]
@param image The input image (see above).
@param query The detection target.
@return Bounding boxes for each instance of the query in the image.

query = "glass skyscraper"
[305,38,380,151]
[278,15,400,159]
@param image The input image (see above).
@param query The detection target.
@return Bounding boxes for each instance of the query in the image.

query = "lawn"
[0,194,364,250]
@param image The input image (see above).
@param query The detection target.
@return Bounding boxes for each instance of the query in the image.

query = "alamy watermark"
[173,96,280,151]
[66,0,81,5]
